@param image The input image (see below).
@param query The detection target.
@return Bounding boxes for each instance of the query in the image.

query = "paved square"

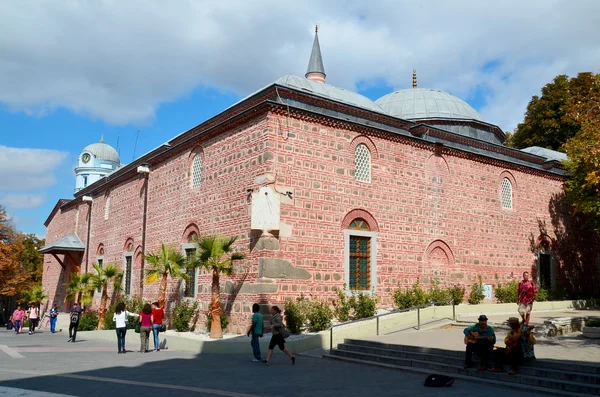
[0,329,567,396]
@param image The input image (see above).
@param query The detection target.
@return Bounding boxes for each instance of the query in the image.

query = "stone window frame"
[498,171,517,211]
[189,147,204,189]
[123,241,134,296]
[96,256,104,269]
[350,135,378,184]
[181,243,198,300]
[344,215,378,295]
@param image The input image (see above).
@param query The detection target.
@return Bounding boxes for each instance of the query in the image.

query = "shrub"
[171,301,199,332]
[393,280,429,309]
[353,291,378,319]
[537,288,549,302]
[206,311,230,332]
[468,276,485,305]
[586,319,600,327]
[305,300,333,332]
[332,287,352,322]
[104,295,145,330]
[448,284,466,305]
[494,280,518,303]
[428,280,451,305]
[284,296,310,334]
[78,311,99,331]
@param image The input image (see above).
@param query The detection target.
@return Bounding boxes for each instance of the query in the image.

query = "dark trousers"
[494,346,524,370]
[69,322,79,341]
[251,334,261,360]
[116,327,127,352]
[28,318,38,333]
[465,342,494,367]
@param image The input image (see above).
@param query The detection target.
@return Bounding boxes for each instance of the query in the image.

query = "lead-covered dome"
[82,137,120,163]
[375,88,483,121]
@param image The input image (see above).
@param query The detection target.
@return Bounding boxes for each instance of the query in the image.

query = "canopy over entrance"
[39,232,85,270]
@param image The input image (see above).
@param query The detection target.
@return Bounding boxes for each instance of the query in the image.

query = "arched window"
[501,177,513,209]
[349,218,370,231]
[348,218,371,291]
[183,231,199,298]
[191,154,203,188]
[354,144,371,183]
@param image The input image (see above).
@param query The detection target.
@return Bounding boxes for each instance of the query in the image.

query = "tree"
[18,234,45,285]
[563,117,600,230]
[507,73,600,150]
[145,244,187,309]
[20,285,48,306]
[65,272,93,307]
[196,235,245,339]
[0,205,28,296]
[90,264,123,330]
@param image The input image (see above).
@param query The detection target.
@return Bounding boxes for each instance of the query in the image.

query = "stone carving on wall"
[251,186,280,231]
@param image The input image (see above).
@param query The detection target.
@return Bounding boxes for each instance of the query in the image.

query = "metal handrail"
[329,298,455,351]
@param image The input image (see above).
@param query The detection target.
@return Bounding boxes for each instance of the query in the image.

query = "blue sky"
[1,0,599,238]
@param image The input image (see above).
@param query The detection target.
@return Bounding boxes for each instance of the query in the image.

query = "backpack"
[71,310,80,324]
[424,374,454,387]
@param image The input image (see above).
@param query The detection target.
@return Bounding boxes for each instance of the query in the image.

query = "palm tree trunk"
[97,283,108,330]
[159,273,168,308]
[209,268,223,339]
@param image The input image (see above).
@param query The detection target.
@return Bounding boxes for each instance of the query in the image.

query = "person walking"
[49,304,59,333]
[247,303,263,362]
[151,302,164,352]
[27,303,39,335]
[113,302,139,354]
[11,305,26,335]
[262,306,295,365]
[517,271,538,326]
[139,303,153,353]
[68,303,82,342]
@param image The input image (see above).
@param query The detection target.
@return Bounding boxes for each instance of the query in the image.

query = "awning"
[40,233,85,269]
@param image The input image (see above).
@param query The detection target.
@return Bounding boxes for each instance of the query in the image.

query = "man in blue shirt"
[464,314,496,370]
[247,303,264,362]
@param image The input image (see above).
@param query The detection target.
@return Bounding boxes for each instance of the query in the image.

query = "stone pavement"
[359,309,600,364]
[0,329,563,397]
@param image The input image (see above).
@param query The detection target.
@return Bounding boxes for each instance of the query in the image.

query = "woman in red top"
[151,301,165,352]
[139,303,153,353]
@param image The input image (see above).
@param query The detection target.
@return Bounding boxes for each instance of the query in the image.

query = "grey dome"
[375,88,483,121]
[82,139,120,163]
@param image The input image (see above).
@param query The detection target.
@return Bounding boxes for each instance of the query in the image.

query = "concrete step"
[344,338,600,375]
[336,343,600,385]
[323,353,595,397]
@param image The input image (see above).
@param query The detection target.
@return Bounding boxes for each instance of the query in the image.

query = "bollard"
[417,307,421,330]
[377,316,379,335]
[452,303,456,321]
[330,328,333,351]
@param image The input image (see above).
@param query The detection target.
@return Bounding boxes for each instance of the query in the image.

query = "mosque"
[41,29,567,333]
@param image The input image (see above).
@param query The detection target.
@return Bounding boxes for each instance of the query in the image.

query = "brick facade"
[43,87,565,334]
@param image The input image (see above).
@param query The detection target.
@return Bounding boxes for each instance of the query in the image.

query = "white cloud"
[0,0,599,130]
[0,194,46,210]
[0,145,68,191]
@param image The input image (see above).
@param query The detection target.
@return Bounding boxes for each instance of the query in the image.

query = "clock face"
[82,153,91,164]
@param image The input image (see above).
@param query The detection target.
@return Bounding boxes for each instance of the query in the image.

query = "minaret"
[305,25,326,84]
[412,69,417,88]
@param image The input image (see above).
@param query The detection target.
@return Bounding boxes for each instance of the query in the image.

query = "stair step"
[324,353,595,397]
[329,349,600,395]
[337,343,600,385]
[343,338,600,375]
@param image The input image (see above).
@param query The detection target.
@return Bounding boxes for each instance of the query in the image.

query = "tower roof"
[82,136,120,163]
[305,26,326,83]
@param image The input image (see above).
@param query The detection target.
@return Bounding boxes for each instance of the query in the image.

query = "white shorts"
[518,303,532,316]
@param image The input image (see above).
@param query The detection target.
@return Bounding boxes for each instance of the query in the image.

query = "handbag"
[280,327,291,339]
[159,324,166,333]
[134,322,141,334]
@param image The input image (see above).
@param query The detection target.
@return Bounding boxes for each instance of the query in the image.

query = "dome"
[375,88,483,121]
[82,138,120,163]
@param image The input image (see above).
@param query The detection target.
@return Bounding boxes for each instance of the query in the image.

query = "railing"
[329,298,455,351]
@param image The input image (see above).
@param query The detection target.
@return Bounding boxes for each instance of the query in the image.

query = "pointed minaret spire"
[305,25,326,84]
[100,134,105,143]
[412,69,417,88]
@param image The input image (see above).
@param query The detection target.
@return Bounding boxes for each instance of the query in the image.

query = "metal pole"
[330,328,333,351]
[377,316,379,335]
[452,302,456,321]
[417,307,421,330]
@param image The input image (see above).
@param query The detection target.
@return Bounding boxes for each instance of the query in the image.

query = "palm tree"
[21,285,48,306]
[145,244,187,308]
[65,272,93,307]
[196,235,246,339]
[90,263,123,329]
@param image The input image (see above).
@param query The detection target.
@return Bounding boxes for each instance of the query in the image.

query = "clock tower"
[74,135,121,192]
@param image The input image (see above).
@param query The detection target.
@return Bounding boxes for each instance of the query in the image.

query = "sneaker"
[509,369,518,375]
[252,359,260,362]
[118,351,122,354]
[67,338,72,342]
[122,350,127,354]
[262,360,268,365]
[291,356,296,365]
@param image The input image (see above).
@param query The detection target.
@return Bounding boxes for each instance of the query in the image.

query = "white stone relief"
[251,186,280,231]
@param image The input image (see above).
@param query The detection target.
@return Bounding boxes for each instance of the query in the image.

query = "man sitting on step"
[463,314,496,371]
[491,317,536,375]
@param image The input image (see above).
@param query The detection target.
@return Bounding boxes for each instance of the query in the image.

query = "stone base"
[582,326,600,339]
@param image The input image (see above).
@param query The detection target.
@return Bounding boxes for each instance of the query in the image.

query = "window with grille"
[124,255,132,295]
[184,248,196,298]
[501,177,513,209]
[191,154,203,188]
[349,236,371,290]
[97,258,103,269]
[354,144,371,183]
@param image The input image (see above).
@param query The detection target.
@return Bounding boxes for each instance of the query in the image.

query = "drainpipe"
[137,163,151,297]
[82,196,93,273]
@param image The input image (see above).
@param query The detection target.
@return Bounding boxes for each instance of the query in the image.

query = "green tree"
[508,72,600,150]
[0,205,28,296]
[145,244,187,309]
[90,264,123,329]
[18,234,45,285]
[21,285,48,305]
[196,235,245,339]
[65,272,93,307]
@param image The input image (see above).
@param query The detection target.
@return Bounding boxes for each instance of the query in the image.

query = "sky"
[1,0,599,238]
